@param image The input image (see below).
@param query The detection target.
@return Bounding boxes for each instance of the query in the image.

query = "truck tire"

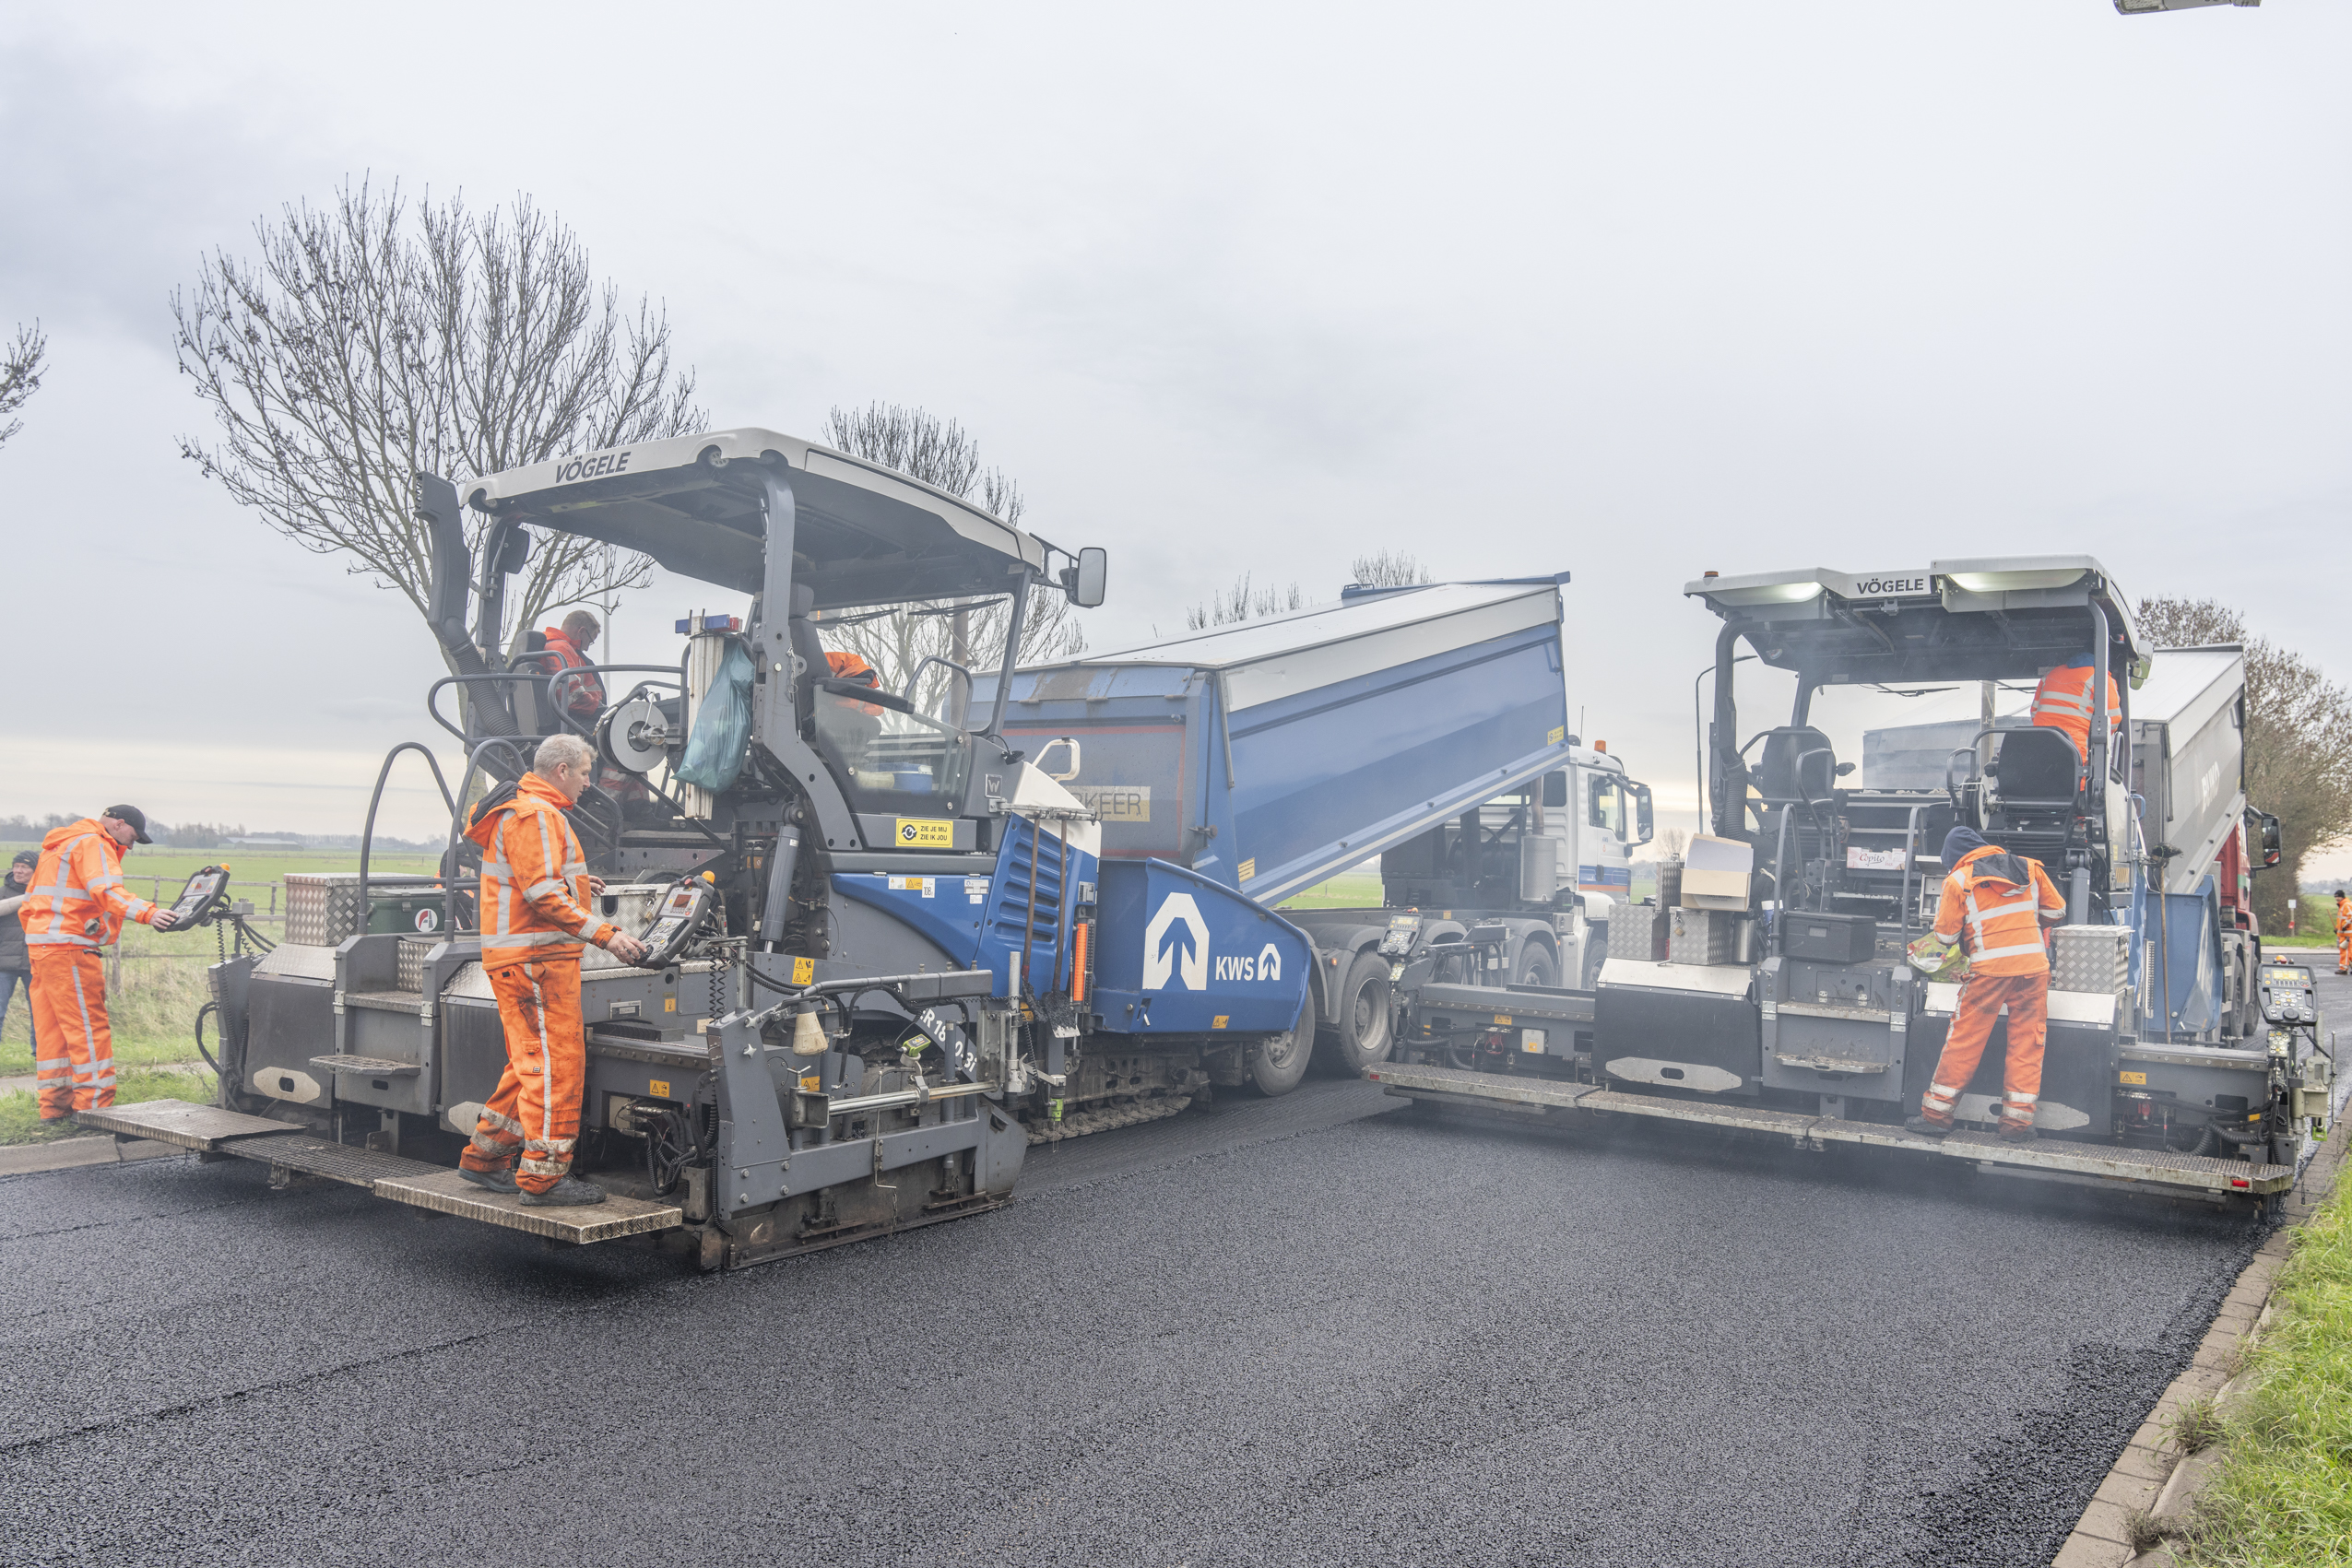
[1315,951,1394,1075]
[1249,1022,1315,1096]
[1513,942,1556,989]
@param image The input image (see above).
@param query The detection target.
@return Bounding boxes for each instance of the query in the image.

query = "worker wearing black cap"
[15,807,183,1121]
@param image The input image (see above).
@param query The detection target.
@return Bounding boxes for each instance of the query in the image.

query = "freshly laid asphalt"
[6,970,2341,1567]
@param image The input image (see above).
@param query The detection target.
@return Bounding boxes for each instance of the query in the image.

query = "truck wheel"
[1513,943,1556,989]
[1250,1023,1314,1096]
[1315,952,1394,1075]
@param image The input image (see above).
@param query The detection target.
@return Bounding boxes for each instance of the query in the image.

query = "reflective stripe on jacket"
[16,819,158,951]
[1932,844,2066,977]
[2028,660,2122,767]
[464,773,618,964]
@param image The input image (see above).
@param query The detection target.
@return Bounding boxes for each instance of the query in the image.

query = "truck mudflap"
[1364,1062,2299,1201]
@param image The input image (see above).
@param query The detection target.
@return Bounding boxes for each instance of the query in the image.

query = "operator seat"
[1755,727,1838,808]
[787,584,829,725]
[1987,727,2081,808]
[1980,726,2080,861]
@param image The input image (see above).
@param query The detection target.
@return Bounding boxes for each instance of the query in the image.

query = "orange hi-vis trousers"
[459,958,587,1195]
[1919,971,2049,1132]
[29,948,114,1117]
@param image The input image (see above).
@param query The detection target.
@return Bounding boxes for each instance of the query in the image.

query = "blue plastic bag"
[677,643,756,792]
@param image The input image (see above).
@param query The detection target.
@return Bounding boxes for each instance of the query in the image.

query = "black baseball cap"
[9,850,33,867]
[101,805,153,843]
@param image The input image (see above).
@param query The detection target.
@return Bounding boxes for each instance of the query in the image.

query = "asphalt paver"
[4,965,2337,1567]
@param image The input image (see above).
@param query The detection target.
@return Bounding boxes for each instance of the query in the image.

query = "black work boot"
[1903,1115,1954,1138]
[1997,1124,2038,1145]
[458,1164,519,1193]
[519,1175,609,1207]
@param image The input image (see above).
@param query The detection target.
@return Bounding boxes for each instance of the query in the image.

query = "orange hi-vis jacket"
[540,628,604,716]
[18,819,161,951]
[1932,844,2067,978]
[2029,659,2122,770]
[464,773,619,965]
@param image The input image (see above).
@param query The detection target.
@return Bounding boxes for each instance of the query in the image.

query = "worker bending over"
[2334,890,2350,977]
[1908,825,2067,1143]
[15,807,181,1122]
[2029,654,2121,782]
[456,735,650,1206]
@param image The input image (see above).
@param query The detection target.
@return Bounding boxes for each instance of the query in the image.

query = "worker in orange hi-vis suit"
[17,806,183,1121]
[538,609,607,719]
[2334,890,2350,976]
[455,735,650,1207]
[2028,655,2122,780]
[1906,825,2068,1144]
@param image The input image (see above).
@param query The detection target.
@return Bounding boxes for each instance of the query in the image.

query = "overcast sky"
[3,2,2344,862]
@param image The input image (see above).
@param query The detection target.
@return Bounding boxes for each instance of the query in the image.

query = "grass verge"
[0,924,223,1077]
[2177,1164,2352,1568]
[0,1067,219,1146]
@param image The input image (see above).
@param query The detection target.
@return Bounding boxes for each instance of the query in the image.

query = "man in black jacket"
[0,851,33,1051]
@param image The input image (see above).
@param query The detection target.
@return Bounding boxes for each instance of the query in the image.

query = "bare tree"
[2138,595,2352,933]
[173,179,703,670]
[1349,548,1433,589]
[0,321,47,448]
[818,403,1084,711]
[1185,572,1305,631]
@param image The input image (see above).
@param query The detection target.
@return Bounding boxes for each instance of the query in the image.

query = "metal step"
[68,1098,301,1152]
[249,1134,443,1188]
[1365,1061,2297,1198]
[342,990,428,1014]
[309,1055,422,1078]
[373,1170,682,1244]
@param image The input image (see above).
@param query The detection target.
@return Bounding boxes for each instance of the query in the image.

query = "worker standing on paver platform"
[2334,890,2350,976]
[16,808,181,1122]
[2029,654,2122,781]
[455,735,650,1206]
[1906,825,2067,1143]
[539,609,607,720]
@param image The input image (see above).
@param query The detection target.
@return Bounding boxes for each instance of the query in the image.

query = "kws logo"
[1143,893,1209,990]
[1213,944,1283,983]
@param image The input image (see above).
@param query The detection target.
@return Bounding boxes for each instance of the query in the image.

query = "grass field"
[2180,1166,2352,1567]
[0,843,443,1142]
[1279,871,1383,910]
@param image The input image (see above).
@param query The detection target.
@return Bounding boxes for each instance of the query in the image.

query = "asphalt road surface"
[6,972,2339,1568]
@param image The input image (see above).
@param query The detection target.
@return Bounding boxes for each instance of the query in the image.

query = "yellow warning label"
[1212,1015,1230,1029]
[791,957,815,985]
[799,1075,821,1091]
[2119,1071,2147,1086]
[895,818,954,848]
[649,1079,671,1098]
[1494,1014,1514,1026]
[1547,725,1566,746]
[1237,858,1257,881]
[663,997,676,1012]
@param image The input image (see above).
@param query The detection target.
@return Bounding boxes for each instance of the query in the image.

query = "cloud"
[0,37,338,343]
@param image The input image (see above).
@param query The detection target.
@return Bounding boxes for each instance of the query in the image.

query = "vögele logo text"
[554,450,633,484]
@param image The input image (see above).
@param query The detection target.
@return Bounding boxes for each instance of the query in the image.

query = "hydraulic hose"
[194,1001,221,1077]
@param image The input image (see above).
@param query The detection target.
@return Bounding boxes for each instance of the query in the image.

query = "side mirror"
[1629,780,1655,845]
[1542,770,1569,808]
[2259,812,2282,868]
[495,524,533,576]
[1063,547,1107,608]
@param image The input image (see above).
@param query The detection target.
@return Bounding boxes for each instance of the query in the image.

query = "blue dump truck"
[990,578,1654,1081]
[84,430,1647,1269]
[1370,559,2329,1215]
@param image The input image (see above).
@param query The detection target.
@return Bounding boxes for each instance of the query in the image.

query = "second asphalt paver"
[8,962,2332,1566]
